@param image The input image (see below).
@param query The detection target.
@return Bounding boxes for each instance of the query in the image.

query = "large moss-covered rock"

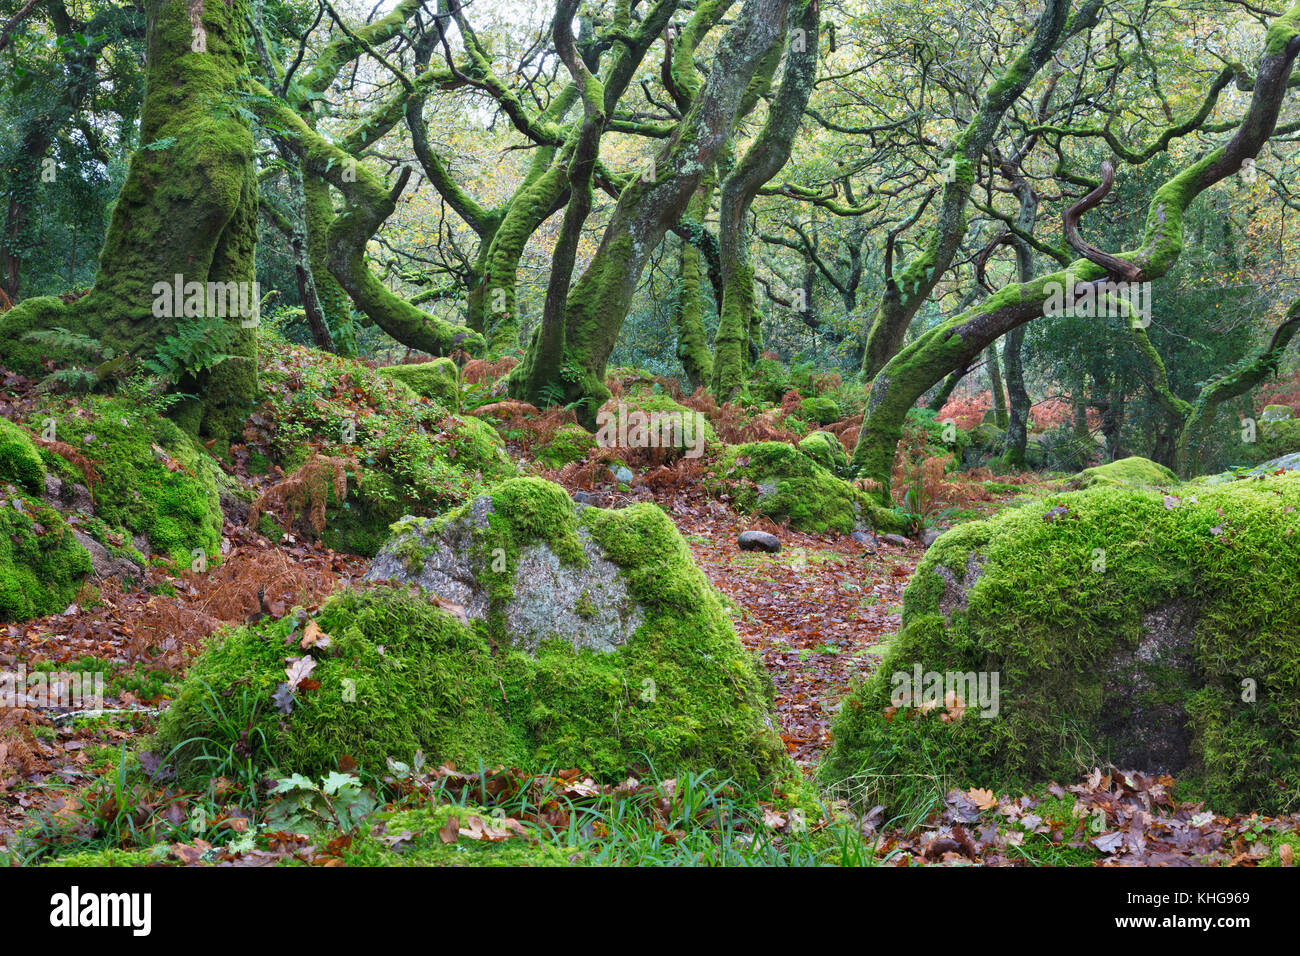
[1069,455,1178,490]
[0,492,92,622]
[596,388,716,460]
[155,478,785,785]
[799,396,841,426]
[31,396,223,566]
[820,473,1300,815]
[797,431,849,476]
[708,441,903,534]
[1252,418,1300,463]
[375,358,460,412]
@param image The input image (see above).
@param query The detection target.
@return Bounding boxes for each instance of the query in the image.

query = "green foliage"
[142,313,243,384]
[537,423,598,468]
[265,771,379,834]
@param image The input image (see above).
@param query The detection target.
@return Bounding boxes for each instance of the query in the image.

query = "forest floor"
[2,406,1299,866]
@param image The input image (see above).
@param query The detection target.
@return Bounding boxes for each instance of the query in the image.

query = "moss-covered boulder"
[32,396,223,565]
[799,396,841,426]
[1253,418,1300,464]
[596,389,716,460]
[156,477,785,785]
[0,492,92,622]
[708,441,903,534]
[537,423,597,468]
[1260,404,1294,422]
[1069,456,1178,490]
[820,473,1300,815]
[797,431,849,476]
[375,358,460,412]
[0,418,46,495]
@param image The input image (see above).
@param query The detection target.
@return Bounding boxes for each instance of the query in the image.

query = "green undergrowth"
[254,341,516,555]
[154,477,786,787]
[821,472,1300,816]
[536,423,598,468]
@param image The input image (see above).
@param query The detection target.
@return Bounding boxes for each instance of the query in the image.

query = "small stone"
[850,530,877,548]
[608,465,634,483]
[572,491,595,505]
[738,530,781,553]
[880,533,911,548]
[922,529,942,548]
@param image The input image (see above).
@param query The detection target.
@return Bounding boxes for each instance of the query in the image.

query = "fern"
[22,327,114,362]
[143,314,241,383]
[34,367,98,394]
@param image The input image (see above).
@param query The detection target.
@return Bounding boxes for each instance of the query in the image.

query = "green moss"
[537,423,597,468]
[1069,456,1179,489]
[799,396,841,426]
[0,493,93,622]
[336,802,577,866]
[796,431,849,476]
[0,418,46,495]
[709,441,902,534]
[43,846,172,868]
[155,477,785,786]
[33,396,222,566]
[820,472,1300,815]
[375,358,460,411]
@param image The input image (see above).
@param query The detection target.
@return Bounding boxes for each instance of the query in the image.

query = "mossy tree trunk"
[0,0,260,439]
[848,5,1300,500]
[986,345,1009,428]
[674,183,716,391]
[712,1,818,400]
[509,0,797,422]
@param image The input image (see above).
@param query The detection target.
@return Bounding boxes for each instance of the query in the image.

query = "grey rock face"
[43,472,94,515]
[737,530,781,553]
[935,552,985,620]
[1247,451,1300,475]
[1097,604,1200,773]
[364,496,644,655]
[72,530,144,583]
